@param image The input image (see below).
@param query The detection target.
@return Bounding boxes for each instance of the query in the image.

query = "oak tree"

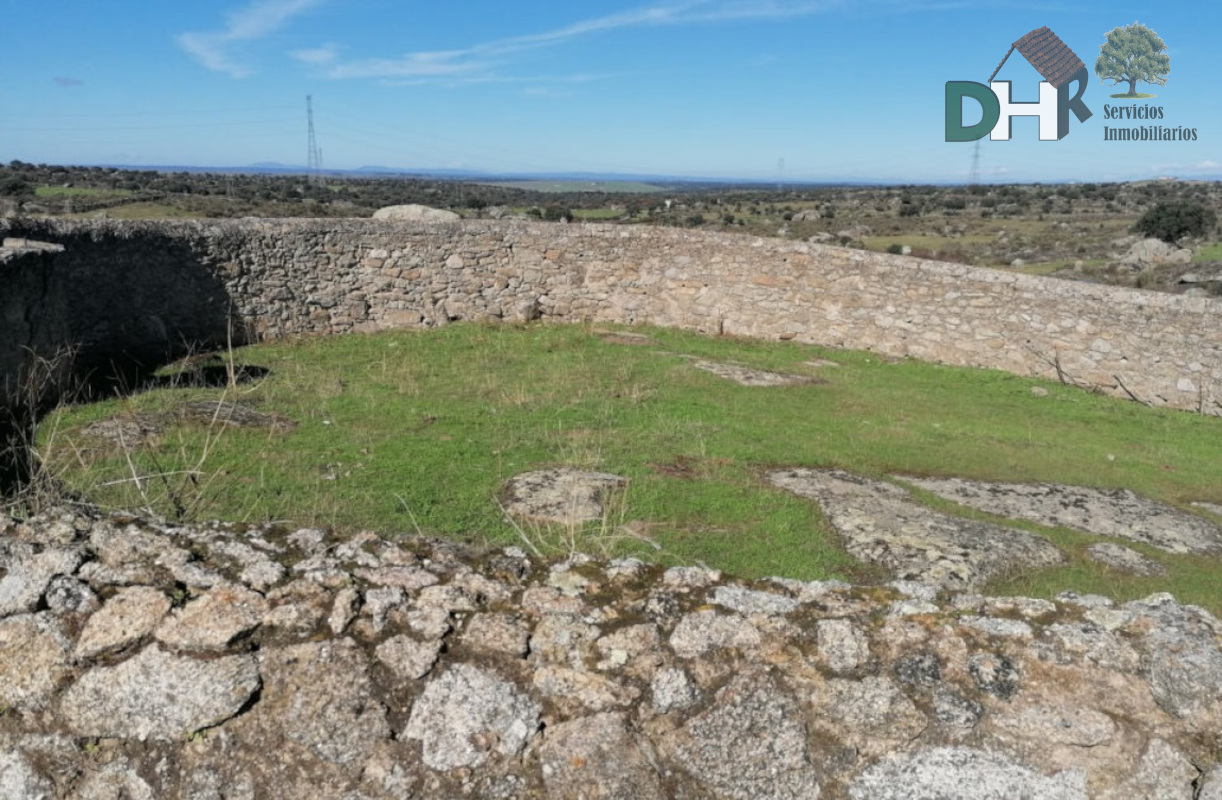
[1095,22,1170,97]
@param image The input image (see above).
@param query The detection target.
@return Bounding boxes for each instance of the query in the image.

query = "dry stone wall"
[1,505,1220,799]
[3,217,1220,418]
[4,220,1222,796]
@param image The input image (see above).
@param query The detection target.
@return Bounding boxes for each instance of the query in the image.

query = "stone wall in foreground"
[1,506,1220,799]
[2,217,1220,416]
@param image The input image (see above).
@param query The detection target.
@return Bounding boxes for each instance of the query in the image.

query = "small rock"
[991,704,1116,746]
[958,616,1034,640]
[539,712,666,800]
[818,618,871,672]
[43,576,99,615]
[403,663,541,771]
[651,667,700,713]
[662,565,722,588]
[669,610,762,659]
[0,614,71,710]
[0,750,54,799]
[849,746,1087,799]
[712,584,799,616]
[1108,738,1198,799]
[375,634,441,680]
[969,653,1022,699]
[532,665,636,711]
[328,586,360,634]
[1086,543,1167,576]
[663,671,821,799]
[255,639,391,764]
[61,646,259,741]
[895,651,942,688]
[74,586,171,659]
[933,689,983,728]
[0,545,82,617]
[462,613,530,656]
[155,584,267,651]
[406,606,452,640]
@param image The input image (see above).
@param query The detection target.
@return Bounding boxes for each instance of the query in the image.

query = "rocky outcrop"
[0,505,1219,798]
[1119,237,1193,267]
[372,204,462,223]
[766,470,1067,589]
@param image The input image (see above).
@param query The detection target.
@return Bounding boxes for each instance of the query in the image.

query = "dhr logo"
[946,26,1092,142]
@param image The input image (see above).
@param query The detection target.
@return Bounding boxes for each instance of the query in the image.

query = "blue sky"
[2,1,1217,183]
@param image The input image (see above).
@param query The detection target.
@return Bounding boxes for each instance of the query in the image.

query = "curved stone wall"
[3,220,1222,796]
[3,217,1220,419]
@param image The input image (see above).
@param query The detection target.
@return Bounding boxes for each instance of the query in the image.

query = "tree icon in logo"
[1095,22,1170,99]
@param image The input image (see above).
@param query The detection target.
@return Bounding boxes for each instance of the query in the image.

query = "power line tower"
[306,95,324,185]
[969,141,981,184]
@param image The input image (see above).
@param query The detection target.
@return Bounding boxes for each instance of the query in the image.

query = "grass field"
[1194,242,1222,262]
[481,180,664,194]
[80,202,196,219]
[35,186,134,199]
[34,323,1222,612]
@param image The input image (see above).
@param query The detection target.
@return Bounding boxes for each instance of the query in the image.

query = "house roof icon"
[988,26,1086,88]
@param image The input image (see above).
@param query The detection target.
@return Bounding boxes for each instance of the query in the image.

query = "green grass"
[1193,242,1222,262]
[571,208,626,220]
[80,202,195,219]
[36,324,1222,611]
[35,186,134,199]
[1012,257,1108,276]
[861,234,994,251]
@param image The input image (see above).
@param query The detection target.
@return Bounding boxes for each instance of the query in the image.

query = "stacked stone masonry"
[1,217,1219,416]
[1,506,1220,799]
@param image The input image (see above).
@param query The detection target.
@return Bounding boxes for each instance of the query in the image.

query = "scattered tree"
[1095,22,1170,97]
[1134,200,1216,244]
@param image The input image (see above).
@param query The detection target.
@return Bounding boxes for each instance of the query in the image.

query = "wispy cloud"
[327,1,849,80]
[292,43,339,65]
[53,76,84,87]
[178,0,326,78]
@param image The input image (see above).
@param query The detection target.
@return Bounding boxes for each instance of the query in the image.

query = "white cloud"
[293,43,339,65]
[178,0,327,78]
[326,1,851,80]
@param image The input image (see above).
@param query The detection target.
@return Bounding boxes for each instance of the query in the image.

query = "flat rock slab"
[502,468,627,525]
[661,671,822,799]
[1086,543,1167,576]
[81,414,165,447]
[766,469,1064,589]
[82,402,293,450]
[594,330,657,346]
[903,477,1222,555]
[403,662,540,771]
[1195,501,1222,517]
[693,361,818,387]
[61,645,259,741]
[177,401,295,431]
[371,204,460,222]
[849,746,1088,800]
